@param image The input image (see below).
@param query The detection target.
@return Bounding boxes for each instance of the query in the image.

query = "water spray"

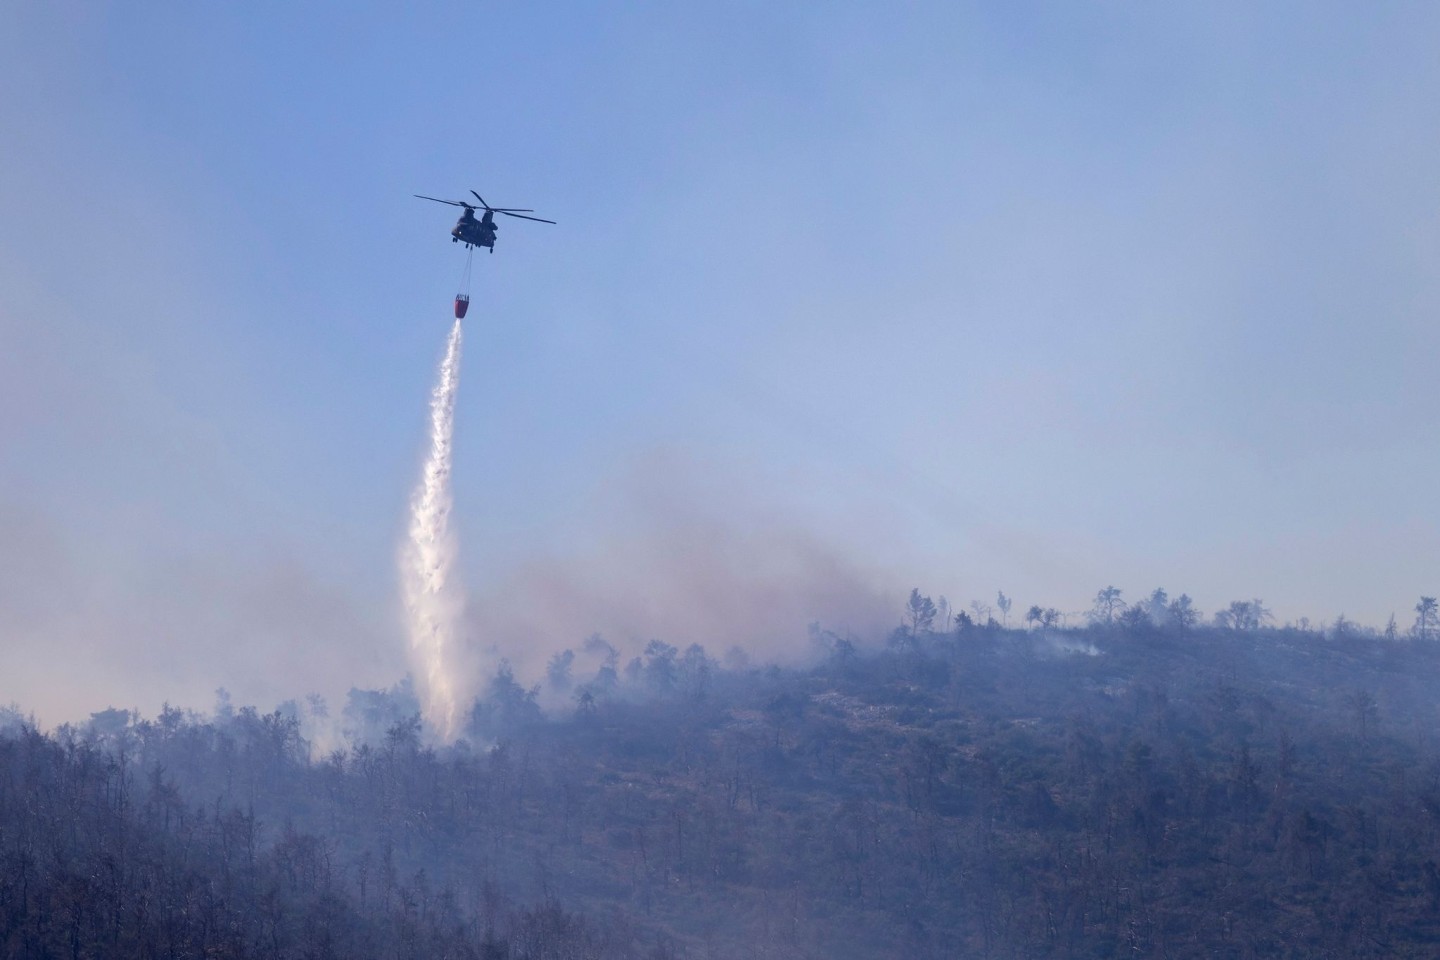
[402,319,465,740]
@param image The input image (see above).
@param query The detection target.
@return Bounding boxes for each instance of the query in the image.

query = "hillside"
[7,614,1440,958]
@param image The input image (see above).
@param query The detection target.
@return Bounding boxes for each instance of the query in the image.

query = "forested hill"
[7,612,1440,959]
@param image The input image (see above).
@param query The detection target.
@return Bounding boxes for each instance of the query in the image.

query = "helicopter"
[414,190,555,253]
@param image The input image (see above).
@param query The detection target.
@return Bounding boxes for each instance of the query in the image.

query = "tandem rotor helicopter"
[415,190,555,253]
[416,189,554,318]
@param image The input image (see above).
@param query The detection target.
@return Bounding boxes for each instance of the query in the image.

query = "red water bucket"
[454,294,470,319]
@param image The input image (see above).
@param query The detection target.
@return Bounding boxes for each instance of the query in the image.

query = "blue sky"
[3,3,1439,724]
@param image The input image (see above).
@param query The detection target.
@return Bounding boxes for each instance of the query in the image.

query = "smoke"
[461,456,898,685]
[401,320,465,740]
[466,526,895,680]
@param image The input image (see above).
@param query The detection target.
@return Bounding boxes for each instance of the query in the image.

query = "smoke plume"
[401,319,465,740]
[460,453,898,685]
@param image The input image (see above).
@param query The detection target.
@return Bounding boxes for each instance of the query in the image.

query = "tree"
[88,706,133,741]
[996,591,1012,627]
[1215,599,1272,631]
[469,662,542,737]
[1118,605,1151,633]
[1415,597,1438,642]
[643,640,679,693]
[583,634,620,691]
[546,650,576,692]
[1020,605,1063,630]
[384,713,423,754]
[679,644,715,700]
[906,589,937,638]
[1089,586,1125,626]
[1142,588,1169,625]
[1166,594,1200,631]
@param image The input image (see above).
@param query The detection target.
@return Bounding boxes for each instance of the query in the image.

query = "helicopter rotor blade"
[498,211,556,224]
[488,208,535,213]
[470,190,490,209]
[414,194,470,207]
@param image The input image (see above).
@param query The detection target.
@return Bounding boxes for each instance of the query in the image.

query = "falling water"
[402,319,464,740]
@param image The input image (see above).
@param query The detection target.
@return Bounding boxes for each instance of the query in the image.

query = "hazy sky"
[3,3,1439,725]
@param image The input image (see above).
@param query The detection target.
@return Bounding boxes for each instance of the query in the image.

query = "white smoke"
[401,319,465,740]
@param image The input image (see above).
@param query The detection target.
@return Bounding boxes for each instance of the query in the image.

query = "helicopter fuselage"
[451,208,497,250]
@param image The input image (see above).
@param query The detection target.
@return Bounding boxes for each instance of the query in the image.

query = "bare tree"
[1089,586,1125,626]
[1215,599,1272,631]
